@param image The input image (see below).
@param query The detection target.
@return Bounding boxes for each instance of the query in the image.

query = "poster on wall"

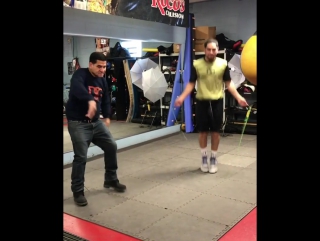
[95,38,110,57]
[67,58,81,75]
[64,0,189,28]
[67,62,74,75]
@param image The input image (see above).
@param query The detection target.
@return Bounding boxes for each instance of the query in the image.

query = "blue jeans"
[68,120,118,193]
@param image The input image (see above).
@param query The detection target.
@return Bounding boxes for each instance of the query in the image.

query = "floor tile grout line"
[65,181,256,222]
[147,175,256,205]
[89,215,147,241]
[65,167,199,202]
[89,169,196,211]
[65,196,236,239]
[227,154,257,158]
[65,168,256,204]
[158,177,227,193]
[132,199,229,237]
[107,170,196,200]
[85,194,175,241]
[127,191,229,228]
[172,208,229,227]
[105,191,229,227]
[65,188,131,217]
[137,188,203,211]
[200,190,257,206]
[91,190,132,215]
[169,191,246,227]
[106,183,163,200]
[128,168,194,183]
[65,203,255,233]
[87,198,136,230]
[95,167,256,202]
[228,178,256,185]
[136,212,172,236]
[212,204,256,241]
[65,164,160,182]
[133,190,230,227]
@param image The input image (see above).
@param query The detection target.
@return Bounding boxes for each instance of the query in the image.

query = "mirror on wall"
[63,36,183,154]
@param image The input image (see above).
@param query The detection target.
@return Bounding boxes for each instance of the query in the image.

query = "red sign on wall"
[64,0,189,28]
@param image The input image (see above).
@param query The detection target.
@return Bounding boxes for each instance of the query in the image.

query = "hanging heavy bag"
[110,42,131,58]
[110,42,122,57]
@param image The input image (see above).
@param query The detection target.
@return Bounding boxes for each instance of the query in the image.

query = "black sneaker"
[73,191,88,206]
[104,180,126,192]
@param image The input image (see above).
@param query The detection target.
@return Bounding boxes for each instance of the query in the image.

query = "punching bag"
[240,31,257,85]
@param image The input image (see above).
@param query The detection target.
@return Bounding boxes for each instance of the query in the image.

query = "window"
[120,40,142,57]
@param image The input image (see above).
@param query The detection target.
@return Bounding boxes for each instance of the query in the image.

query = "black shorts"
[195,99,223,132]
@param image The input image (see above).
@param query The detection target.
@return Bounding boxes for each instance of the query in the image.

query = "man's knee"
[73,143,88,162]
[101,139,117,152]
[111,140,117,152]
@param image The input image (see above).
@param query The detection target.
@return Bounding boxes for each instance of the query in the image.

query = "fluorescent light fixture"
[120,40,142,57]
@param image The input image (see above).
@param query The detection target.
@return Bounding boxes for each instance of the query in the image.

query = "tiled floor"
[63,132,256,241]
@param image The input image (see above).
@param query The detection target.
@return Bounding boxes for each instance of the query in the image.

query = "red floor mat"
[219,207,256,241]
[64,213,141,241]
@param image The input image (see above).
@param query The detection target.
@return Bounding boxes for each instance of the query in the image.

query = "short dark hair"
[89,52,107,64]
[204,39,219,48]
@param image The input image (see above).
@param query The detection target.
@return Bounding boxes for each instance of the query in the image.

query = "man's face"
[89,60,107,77]
[205,42,219,62]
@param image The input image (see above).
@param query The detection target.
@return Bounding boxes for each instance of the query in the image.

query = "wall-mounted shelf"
[194,50,225,55]
[159,53,180,57]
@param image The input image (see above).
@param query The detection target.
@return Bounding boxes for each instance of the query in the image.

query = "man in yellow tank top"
[175,39,248,174]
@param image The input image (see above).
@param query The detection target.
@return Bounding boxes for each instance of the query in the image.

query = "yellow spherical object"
[180,123,186,132]
[240,34,257,85]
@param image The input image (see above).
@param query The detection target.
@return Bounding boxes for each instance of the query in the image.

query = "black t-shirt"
[66,68,111,121]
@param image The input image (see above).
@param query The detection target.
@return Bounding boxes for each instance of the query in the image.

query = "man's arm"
[223,67,243,102]
[101,81,111,119]
[69,70,95,101]
[179,65,197,100]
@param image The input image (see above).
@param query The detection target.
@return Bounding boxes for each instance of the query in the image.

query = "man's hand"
[86,100,97,119]
[237,96,249,107]
[104,118,111,127]
[174,96,184,107]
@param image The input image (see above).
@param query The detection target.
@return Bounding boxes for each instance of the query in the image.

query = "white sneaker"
[200,156,209,172]
[209,156,218,174]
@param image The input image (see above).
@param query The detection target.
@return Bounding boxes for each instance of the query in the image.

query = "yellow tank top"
[194,57,227,100]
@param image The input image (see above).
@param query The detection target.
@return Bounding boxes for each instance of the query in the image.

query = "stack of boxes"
[194,26,216,52]
[173,26,216,53]
[173,44,181,53]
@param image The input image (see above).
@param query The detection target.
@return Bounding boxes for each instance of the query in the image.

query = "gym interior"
[63,0,256,240]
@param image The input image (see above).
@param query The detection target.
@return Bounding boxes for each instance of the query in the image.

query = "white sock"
[211,151,217,157]
[201,148,207,156]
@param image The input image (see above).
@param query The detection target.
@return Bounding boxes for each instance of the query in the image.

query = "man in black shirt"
[66,52,126,206]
